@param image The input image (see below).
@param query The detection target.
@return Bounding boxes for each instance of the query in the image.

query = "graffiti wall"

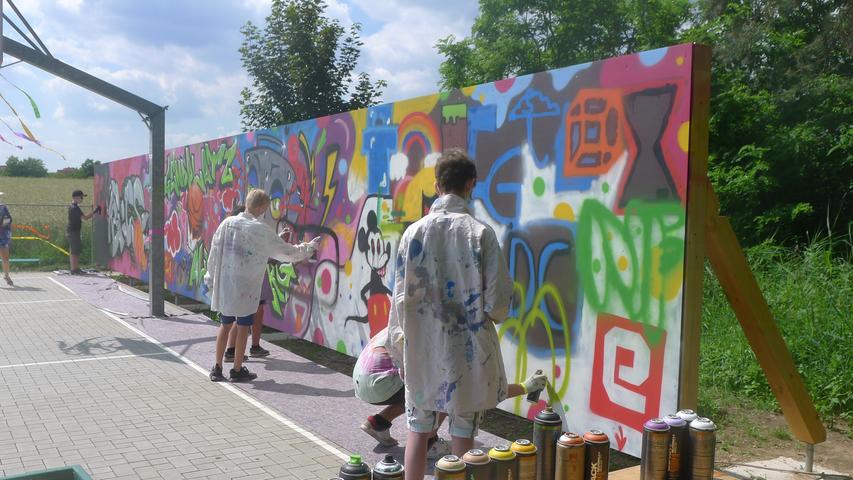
[95,44,707,457]
[93,155,151,280]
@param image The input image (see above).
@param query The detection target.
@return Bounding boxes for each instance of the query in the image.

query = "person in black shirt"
[67,189,99,274]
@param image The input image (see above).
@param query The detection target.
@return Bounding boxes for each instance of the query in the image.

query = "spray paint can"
[489,445,518,480]
[664,414,688,480]
[526,369,544,403]
[462,449,491,480]
[675,409,698,478]
[641,418,671,480]
[534,406,563,480]
[373,454,404,480]
[555,432,585,480]
[435,455,466,480]
[689,418,716,480]
[511,439,537,480]
[583,430,610,480]
[339,454,371,480]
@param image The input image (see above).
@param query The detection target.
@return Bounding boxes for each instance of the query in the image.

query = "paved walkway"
[0,273,508,479]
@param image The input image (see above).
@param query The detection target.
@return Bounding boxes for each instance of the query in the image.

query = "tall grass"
[700,234,853,425]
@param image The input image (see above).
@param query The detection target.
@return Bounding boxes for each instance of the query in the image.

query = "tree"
[683,0,852,245]
[436,0,691,89]
[3,156,48,177]
[239,0,387,130]
[77,158,100,178]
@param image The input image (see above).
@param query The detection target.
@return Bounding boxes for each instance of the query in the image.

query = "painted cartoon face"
[357,210,390,277]
[244,144,300,224]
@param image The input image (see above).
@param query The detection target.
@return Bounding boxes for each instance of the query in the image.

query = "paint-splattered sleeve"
[481,226,513,323]
[385,234,409,367]
[203,222,223,288]
[261,224,314,263]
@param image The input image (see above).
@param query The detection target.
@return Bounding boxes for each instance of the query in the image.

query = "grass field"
[0,176,95,267]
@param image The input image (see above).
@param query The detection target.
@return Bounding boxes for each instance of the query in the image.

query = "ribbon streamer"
[0,92,37,141]
[0,73,41,118]
[546,380,570,433]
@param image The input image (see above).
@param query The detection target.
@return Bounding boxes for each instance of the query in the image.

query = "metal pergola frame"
[1,0,165,316]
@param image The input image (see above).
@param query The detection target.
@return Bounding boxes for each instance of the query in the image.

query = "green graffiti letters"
[165,142,237,197]
[498,282,572,416]
[189,243,207,287]
[165,147,195,197]
[267,262,297,316]
[576,199,685,341]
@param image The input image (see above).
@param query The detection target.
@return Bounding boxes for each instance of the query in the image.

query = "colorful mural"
[94,44,706,457]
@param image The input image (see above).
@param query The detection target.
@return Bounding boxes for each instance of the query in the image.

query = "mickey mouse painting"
[346,210,391,338]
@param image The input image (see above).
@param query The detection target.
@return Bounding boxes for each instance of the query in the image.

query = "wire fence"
[3,203,94,268]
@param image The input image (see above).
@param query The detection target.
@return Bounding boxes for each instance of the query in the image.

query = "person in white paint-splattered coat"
[205,189,319,383]
[386,149,514,479]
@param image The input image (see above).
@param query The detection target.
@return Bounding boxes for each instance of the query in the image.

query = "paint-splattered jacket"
[388,194,513,415]
[204,212,314,317]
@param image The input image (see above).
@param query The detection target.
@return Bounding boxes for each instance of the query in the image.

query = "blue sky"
[0,0,479,171]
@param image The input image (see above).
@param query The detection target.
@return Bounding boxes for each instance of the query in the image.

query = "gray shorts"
[67,231,82,255]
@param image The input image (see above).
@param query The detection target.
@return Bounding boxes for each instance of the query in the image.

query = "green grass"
[0,177,95,268]
[700,234,853,426]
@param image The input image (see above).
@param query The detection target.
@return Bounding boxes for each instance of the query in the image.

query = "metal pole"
[805,443,814,473]
[149,108,166,317]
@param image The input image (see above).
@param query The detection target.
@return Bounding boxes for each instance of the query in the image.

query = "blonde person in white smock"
[205,189,320,382]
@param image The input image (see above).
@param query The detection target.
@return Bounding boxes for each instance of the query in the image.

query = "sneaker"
[223,351,248,362]
[4,275,12,286]
[209,364,226,382]
[249,345,270,357]
[360,420,398,446]
[70,269,83,275]
[427,437,451,459]
[229,366,257,382]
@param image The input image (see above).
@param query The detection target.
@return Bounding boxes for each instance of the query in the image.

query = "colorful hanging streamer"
[0,73,41,119]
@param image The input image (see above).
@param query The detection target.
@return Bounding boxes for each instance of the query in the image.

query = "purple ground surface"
[54,273,511,474]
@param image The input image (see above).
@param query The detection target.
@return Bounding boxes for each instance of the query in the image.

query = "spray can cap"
[676,409,698,422]
[664,414,687,427]
[534,406,562,425]
[489,445,517,460]
[462,449,490,465]
[558,432,584,446]
[435,455,466,472]
[511,439,537,454]
[583,429,610,443]
[347,455,363,465]
[690,417,717,431]
[643,418,670,431]
[373,454,403,473]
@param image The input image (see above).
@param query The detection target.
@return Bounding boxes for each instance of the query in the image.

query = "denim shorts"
[406,406,482,439]
[220,314,254,326]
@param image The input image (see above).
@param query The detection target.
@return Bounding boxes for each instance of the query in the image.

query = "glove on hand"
[308,236,322,250]
[523,371,548,394]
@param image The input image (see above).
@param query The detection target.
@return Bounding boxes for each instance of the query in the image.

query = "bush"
[700,234,853,425]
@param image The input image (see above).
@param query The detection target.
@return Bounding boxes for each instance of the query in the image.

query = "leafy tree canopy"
[239,0,386,130]
[2,156,48,177]
[438,0,852,246]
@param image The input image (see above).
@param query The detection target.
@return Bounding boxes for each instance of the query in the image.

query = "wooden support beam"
[704,187,826,444]
[678,43,712,410]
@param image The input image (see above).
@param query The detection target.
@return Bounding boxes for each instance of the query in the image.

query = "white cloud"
[356,1,477,102]
[56,0,83,13]
[52,102,65,119]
